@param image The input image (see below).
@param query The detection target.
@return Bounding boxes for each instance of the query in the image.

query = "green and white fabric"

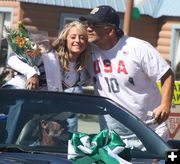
[68,130,132,164]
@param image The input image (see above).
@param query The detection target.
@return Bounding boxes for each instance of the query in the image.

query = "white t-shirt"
[91,36,170,132]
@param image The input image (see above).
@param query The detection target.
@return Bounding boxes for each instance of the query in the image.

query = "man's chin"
[88,36,96,42]
[88,39,96,43]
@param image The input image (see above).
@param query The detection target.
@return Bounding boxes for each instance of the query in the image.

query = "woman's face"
[66,26,87,61]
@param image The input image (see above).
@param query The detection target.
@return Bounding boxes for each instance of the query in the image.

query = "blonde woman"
[52,21,90,92]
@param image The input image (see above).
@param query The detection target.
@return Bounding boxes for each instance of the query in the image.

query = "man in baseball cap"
[79,5,174,153]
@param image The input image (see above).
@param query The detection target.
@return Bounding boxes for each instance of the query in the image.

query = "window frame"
[59,12,82,32]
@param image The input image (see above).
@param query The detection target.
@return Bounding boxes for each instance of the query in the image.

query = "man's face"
[47,121,69,144]
[48,121,64,138]
[86,22,109,45]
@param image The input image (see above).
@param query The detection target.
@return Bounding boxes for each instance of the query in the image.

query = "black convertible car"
[0,89,179,164]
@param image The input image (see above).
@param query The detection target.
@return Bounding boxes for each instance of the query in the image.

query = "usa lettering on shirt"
[93,59,128,75]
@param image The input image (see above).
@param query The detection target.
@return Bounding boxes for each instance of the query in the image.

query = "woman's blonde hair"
[52,21,89,72]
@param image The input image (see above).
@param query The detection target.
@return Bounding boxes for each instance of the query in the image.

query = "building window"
[59,13,82,32]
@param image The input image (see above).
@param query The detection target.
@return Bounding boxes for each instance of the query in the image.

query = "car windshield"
[0,89,169,162]
[0,90,141,151]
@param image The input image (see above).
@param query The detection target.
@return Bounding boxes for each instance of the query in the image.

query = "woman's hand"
[26,74,39,90]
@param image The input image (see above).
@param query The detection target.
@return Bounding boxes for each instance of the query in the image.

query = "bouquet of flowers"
[5,22,41,66]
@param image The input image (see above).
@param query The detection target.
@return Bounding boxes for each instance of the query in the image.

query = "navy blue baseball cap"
[79,5,120,28]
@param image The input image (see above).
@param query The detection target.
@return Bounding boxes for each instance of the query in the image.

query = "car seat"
[16,118,40,146]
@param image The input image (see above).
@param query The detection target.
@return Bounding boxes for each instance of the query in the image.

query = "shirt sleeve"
[140,43,170,81]
[7,53,40,79]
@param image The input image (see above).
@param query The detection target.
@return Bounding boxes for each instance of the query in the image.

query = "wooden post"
[123,0,134,35]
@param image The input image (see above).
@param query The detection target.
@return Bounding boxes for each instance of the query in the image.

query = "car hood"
[0,152,71,164]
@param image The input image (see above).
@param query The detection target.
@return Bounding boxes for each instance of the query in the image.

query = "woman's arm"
[7,53,40,79]
[7,53,40,90]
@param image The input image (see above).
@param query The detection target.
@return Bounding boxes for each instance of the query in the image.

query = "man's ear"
[109,26,116,35]
[107,26,116,36]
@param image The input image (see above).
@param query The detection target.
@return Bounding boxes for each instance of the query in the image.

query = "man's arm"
[153,68,174,124]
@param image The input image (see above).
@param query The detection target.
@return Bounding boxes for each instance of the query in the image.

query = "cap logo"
[90,7,99,15]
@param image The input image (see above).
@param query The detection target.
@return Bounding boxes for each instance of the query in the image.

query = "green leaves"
[4,22,37,66]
